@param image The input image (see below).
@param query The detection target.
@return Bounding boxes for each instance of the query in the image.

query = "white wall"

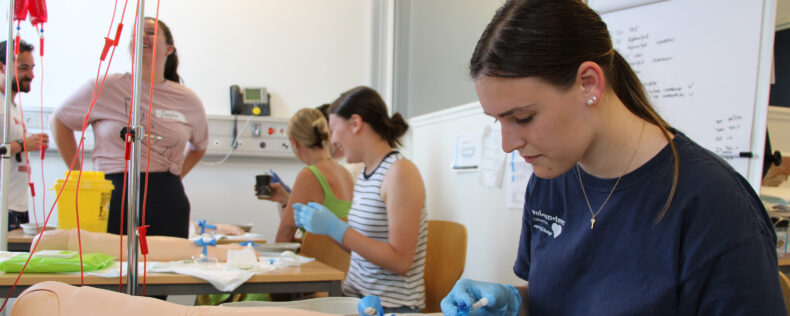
[4,0,375,241]
[393,0,501,118]
[5,0,373,115]
[406,103,524,285]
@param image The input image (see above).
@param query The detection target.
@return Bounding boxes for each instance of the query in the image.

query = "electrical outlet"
[251,123,262,137]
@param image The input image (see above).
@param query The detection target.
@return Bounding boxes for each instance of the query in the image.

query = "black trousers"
[8,210,28,230]
[105,172,190,238]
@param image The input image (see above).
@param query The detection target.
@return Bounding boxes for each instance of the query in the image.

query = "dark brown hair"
[471,0,678,222]
[0,40,33,65]
[316,103,331,122]
[146,17,180,83]
[328,86,408,148]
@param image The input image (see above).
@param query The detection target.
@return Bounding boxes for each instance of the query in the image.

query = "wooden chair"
[300,231,351,276]
[780,271,790,316]
[423,220,467,313]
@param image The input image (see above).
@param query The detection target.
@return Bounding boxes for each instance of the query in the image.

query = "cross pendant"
[590,218,596,230]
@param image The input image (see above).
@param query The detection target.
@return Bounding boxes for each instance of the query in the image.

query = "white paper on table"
[452,132,480,170]
[148,261,255,292]
[0,251,25,263]
[479,124,506,188]
[504,152,533,209]
[189,234,226,243]
[258,251,315,267]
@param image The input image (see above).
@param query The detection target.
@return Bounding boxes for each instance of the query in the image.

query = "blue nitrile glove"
[293,202,349,243]
[270,170,292,193]
[357,295,384,316]
[441,279,522,316]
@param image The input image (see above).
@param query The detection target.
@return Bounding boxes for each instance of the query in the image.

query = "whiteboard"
[589,0,777,189]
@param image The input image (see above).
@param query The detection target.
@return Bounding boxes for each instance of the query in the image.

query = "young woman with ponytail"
[442,0,786,315]
[52,18,208,238]
[261,108,354,242]
[293,86,428,313]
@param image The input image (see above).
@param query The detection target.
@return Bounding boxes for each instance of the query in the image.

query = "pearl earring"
[586,95,597,105]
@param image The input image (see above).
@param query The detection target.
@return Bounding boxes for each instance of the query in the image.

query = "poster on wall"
[452,132,480,170]
[504,151,533,209]
[479,124,506,188]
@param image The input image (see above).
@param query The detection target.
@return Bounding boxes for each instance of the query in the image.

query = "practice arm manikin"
[32,229,245,262]
[11,230,332,315]
[12,281,333,316]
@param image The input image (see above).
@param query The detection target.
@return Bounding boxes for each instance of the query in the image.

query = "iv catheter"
[192,237,219,268]
[457,297,489,316]
[197,220,216,235]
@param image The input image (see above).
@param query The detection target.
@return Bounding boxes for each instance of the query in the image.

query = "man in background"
[0,39,49,230]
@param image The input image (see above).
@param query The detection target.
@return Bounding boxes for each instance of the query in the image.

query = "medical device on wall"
[201,114,295,162]
[230,85,270,116]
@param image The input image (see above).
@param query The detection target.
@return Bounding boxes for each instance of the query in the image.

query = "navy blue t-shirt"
[515,132,786,315]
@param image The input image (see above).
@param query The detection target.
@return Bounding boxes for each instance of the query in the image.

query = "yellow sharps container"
[53,171,114,232]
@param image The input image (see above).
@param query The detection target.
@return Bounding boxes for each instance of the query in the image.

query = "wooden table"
[4,229,267,250]
[0,260,344,298]
[216,236,267,245]
[7,229,32,252]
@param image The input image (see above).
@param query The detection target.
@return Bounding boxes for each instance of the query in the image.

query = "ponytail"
[163,48,181,83]
[288,108,329,149]
[386,113,409,148]
[610,51,678,223]
[311,120,329,148]
[329,86,409,148]
[146,17,181,83]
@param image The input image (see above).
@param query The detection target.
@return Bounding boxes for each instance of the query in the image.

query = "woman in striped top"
[293,86,428,313]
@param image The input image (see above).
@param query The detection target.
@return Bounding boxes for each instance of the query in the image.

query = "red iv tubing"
[0,0,135,311]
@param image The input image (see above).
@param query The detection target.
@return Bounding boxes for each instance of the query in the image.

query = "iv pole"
[126,0,146,295]
[0,1,147,293]
[0,0,147,294]
[0,0,16,252]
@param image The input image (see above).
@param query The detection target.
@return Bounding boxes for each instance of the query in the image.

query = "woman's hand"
[293,202,349,243]
[442,279,522,316]
[255,182,290,206]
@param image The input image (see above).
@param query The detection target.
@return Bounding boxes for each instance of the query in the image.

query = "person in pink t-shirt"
[51,18,208,238]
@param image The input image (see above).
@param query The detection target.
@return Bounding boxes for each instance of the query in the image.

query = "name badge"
[155,109,187,123]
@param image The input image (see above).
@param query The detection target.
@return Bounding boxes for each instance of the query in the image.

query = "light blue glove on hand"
[441,279,522,316]
[293,202,349,243]
[357,295,384,316]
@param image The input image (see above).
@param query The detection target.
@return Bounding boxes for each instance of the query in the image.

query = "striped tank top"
[342,151,428,309]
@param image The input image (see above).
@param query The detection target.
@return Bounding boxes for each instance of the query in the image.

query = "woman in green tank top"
[260,108,354,242]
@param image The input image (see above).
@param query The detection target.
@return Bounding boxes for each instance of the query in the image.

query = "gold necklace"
[577,121,645,230]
